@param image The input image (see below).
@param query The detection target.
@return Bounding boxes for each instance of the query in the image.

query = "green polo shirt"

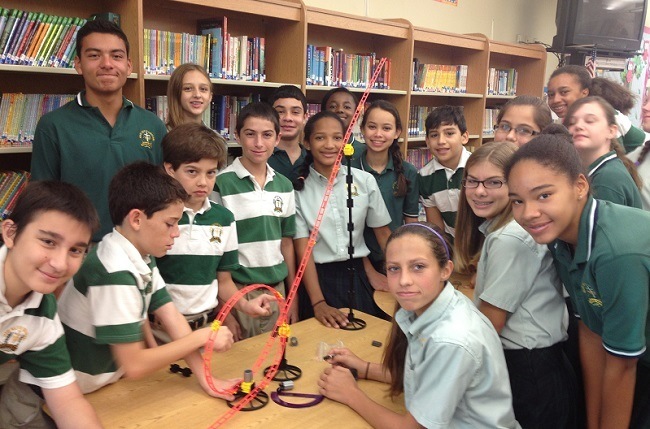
[268,145,307,183]
[588,151,642,209]
[352,153,419,264]
[31,91,166,241]
[550,197,650,364]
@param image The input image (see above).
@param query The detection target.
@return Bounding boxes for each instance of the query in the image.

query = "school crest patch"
[0,326,28,352]
[210,223,223,243]
[581,282,602,307]
[273,196,284,214]
[139,130,155,149]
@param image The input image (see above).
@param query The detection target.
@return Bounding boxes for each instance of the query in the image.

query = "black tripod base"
[227,389,269,411]
[264,359,302,381]
[340,312,366,331]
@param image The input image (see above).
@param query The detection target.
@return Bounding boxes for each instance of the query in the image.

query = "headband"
[402,223,451,260]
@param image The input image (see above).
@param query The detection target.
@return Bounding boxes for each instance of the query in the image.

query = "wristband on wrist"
[312,299,326,308]
[363,362,370,380]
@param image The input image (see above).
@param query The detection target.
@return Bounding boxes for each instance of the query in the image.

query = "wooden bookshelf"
[0,0,547,169]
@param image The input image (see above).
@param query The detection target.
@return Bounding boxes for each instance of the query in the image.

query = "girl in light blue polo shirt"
[455,141,576,428]
[318,222,519,428]
[506,134,650,429]
[293,111,392,328]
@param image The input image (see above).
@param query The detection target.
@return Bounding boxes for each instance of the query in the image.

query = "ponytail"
[293,151,313,191]
[611,138,643,189]
[389,141,409,197]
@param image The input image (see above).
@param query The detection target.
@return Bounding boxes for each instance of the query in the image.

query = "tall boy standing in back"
[417,105,472,238]
[214,103,297,338]
[268,85,309,183]
[30,19,167,242]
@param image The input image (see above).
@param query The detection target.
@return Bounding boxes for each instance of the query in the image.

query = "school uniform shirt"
[0,246,77,390]
[550,197,650,365]
[626,145,650,211]
[31,91,166,241]
[58,230,172,393]
[156,198,239,315]
[417,148,472,237]
[213,158,296,285]
[396,283,520,428]
[588,150,642,208]
[474,219,568,350]
[268,145,307,183]
[351,153,420,264]
[615,110,648,153]
[294,166,391,263]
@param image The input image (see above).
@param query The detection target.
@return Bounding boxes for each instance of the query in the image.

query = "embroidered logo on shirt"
[0,326,27,352]
[581,282,602,307]
[210,223,223,243]
[351,183,359,197]
[273,196,284,214]
[392,181,399,197]
[139,130,155,149]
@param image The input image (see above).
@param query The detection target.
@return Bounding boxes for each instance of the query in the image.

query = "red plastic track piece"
[204,58,388,428]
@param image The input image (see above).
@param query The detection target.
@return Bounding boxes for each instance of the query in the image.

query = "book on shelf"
[483,108,499,136]
[306,45,391,89]
[487,67,518,96]
[408,105,436,137]
[145,17,265,81]
[412,59,468,93]
[406,147,433,170]
[0,170,30,221]
[0,93,75,145]
[0,7,86,68]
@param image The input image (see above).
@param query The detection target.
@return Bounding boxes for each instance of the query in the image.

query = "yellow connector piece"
[241,381,253,394]
[278,323,291,338]
[211,320,221,331]
[343,143,354,157]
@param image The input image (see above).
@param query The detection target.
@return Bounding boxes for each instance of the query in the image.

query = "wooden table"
[85,312,404,428]
[374,271,475,317]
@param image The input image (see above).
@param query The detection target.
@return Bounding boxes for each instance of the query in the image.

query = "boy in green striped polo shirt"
[158,123,274,343]
[213,103,296,339]
[417,105,472,239]
[58,162,237,399]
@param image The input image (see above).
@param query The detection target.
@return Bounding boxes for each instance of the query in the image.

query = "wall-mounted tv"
[550,0,648,54]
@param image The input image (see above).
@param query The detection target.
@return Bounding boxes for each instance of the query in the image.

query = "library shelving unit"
[482,40,547,140]
[0,0,548,170]
[406,28,489,152]
[302,6,413,149]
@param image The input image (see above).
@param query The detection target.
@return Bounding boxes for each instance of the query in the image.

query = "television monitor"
[550,0,648,54]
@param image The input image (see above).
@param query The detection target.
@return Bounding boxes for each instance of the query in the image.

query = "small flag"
[585,48,597,78]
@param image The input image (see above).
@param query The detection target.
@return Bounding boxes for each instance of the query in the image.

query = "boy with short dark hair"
[0,181,102,429]
[418,105,472,238]
[214,103,297,338]
[158,123,273,342]
[268,85,308,182]
[58,161,237,398]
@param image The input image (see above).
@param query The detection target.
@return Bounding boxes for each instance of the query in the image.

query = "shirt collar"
[561,196,597,264]
[0,246,44,315]
[76,91,134,109]
[103,229,153,286]
[587,151,617,177]
[359,152,394,174]
[184,198,211,216]
[395,282,455,338]
[430,147,471,173]
[231,157,276,183]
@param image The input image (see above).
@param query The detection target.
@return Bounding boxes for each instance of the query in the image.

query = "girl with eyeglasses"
[455,141,577,428]
[563,96,642,209]
[493,95,553,147]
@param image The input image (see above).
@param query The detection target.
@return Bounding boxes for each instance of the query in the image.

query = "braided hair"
[360,100,409,197]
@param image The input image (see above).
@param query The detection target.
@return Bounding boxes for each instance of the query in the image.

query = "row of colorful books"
[0,170,29,220]
[407,105,435,137]
[483,108,499,135]
[144,18,266,81]
[412,60,468,93]
[306,46,391,89]
[145,94,261,140]
[405,147,433,170]
[0,93,75,145]
[487,67,518,96]
[0,8,86,68]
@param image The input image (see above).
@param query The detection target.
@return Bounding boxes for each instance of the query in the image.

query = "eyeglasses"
[494,123,540,138]
[461,178,506,189]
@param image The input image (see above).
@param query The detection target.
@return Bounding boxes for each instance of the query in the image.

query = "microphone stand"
[341,143,366,331]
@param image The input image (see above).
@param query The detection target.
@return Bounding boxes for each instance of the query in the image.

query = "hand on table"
[318,364,359,405]
[314,302,348,328]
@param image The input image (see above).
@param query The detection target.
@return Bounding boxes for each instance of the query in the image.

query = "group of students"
[1,17,650,429]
